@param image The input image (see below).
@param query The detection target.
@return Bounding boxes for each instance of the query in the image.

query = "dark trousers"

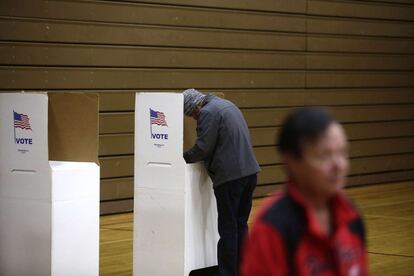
[214,174,257,276]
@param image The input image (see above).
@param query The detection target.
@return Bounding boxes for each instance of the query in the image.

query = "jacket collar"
[287,181,359,239]
[203,94,215,105]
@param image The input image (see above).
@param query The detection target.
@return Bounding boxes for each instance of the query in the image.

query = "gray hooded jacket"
[184,95,260,188]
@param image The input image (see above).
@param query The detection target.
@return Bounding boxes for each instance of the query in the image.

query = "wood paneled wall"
[1,0,413,214]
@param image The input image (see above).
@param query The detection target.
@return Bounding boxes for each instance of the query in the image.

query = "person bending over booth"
[183,89,260,276]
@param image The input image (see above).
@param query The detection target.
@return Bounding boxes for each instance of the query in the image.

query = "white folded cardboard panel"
[0,93,100,276]
[134,92,219,276]
[184,163,219,273]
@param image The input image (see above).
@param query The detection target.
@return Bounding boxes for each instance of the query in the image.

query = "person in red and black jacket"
[241,107,369,276]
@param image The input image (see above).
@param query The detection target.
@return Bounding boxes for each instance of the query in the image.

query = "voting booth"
[134,92,219,276]
[0,93,100,276]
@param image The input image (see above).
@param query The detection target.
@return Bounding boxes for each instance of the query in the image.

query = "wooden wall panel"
[98,88,414,111]
[126,0,307,13]
[307,17,414,38]
[0,17,306,51]
[306,72,414,88]
[243,105,414,127]
[307,36,414,54]
[0,0,307,33]
[0,43,307,69]
[254,137,414,165]
[308,0,414,21]
[101,178,134,201]
[0,67,306,90]
[307,54,414,70]
[254,169,414,197]
[1,0,413,213]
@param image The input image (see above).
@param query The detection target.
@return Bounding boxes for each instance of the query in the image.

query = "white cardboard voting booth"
[134,92,219,276]
[0,93,100,276]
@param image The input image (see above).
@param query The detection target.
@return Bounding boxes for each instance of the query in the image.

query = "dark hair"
[277,107,336,158]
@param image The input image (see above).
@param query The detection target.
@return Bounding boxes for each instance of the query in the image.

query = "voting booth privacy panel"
[134,92,219,276]
[0,93,100,276]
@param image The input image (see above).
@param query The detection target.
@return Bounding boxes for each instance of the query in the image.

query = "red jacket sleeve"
[241,221,288,276]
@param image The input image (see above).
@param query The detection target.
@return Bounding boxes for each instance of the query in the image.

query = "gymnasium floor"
[100,181,414,275]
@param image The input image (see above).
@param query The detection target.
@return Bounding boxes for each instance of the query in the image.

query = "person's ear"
[283,152,302,168]
[282,153,291,166]
[194,104,202,116]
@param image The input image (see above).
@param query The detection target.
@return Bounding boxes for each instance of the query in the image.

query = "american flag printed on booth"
[14,111,32,130]
[150,109,168,127]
